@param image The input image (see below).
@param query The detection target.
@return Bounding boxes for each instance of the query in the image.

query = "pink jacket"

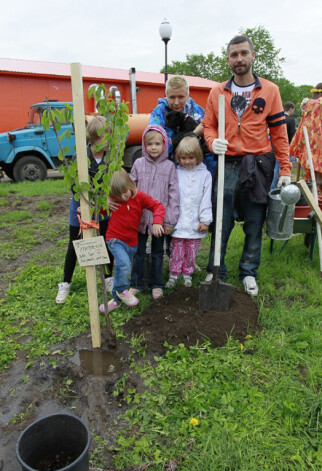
[130,124,180,235]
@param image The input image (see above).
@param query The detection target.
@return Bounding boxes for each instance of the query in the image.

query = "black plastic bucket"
[16,413,91,471]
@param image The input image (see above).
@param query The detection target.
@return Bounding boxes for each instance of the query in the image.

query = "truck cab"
[0,101,74,181]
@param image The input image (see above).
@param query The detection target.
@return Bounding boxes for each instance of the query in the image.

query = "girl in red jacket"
[100,169,165,313]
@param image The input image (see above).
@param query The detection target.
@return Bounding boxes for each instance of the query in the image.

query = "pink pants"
[169,237,201,276]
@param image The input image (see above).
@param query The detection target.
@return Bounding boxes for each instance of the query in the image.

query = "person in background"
[300,97,309,113]
[130,124,179,299]
[290,83,322,194]
[55,116,114,304]
[271,101,296,189]
[165,136,212,288]
[99,170,165,314]
[203,35,291,296]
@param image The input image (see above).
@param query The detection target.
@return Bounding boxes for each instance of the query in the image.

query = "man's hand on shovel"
[212,138,229,155]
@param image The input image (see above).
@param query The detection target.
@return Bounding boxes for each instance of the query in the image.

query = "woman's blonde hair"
[86,115,106,144]
[166,75,189,97]
[175,136,203,164]
[109,169,136,199]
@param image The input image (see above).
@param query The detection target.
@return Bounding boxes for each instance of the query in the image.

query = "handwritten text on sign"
[73,236,110,267]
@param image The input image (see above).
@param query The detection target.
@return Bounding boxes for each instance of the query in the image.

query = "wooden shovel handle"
[214,95,225,270]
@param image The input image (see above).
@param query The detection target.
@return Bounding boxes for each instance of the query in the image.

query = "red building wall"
[0,72,213,133]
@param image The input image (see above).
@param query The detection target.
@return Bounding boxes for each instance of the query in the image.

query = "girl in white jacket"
[166,136,213,287]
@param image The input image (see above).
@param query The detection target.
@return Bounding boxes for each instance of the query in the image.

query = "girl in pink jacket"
[130,124,179,299]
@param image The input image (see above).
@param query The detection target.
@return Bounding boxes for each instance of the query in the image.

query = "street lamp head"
[159,18,172,43]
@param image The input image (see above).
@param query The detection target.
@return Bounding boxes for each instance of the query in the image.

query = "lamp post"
[159,18,172,86]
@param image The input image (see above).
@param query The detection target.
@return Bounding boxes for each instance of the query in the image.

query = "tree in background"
[275,78,312,115]
[163,26,285,82]
[163,52,226,82]
[162,26,312,108]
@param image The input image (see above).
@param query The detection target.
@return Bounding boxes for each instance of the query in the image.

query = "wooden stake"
[297,180,322,226]
[70,62,101,348]
[303,125,322,274]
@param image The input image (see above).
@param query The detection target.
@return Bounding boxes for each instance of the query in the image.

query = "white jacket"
[173,162,213,239]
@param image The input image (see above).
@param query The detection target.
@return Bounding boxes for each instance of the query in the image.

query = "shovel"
[199,94,231,311]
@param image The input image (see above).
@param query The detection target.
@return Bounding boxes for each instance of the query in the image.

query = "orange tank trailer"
[126,114,150,145]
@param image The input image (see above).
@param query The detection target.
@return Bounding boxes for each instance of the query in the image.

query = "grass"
[0,180,321,470]
[0,179,68,198]
[0,180,68,259]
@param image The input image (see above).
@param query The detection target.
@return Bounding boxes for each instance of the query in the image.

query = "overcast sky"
[1,0,321,87]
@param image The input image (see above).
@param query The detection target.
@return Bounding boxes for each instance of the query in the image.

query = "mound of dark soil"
[124,284,260,354]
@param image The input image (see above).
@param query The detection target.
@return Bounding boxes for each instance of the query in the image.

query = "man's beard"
[233,62,252,76]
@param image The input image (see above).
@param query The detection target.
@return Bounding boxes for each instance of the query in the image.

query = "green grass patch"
[0,199,9,207]
[111,231,322,470]
[0,210,33,223]
[0,179,68,197]
[0,227,42,259]
[36,201,53,211]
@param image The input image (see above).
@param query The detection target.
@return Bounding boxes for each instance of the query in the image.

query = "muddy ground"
[0,186,259,471]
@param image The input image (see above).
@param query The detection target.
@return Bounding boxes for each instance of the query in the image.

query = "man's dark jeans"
[207,163,267,280]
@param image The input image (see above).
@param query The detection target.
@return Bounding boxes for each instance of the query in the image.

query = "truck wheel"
[13,156,47,182]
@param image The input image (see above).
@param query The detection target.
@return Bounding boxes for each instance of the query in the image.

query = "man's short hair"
[166,75,189,97]
[284,101,295,112]
[227,35,254,55]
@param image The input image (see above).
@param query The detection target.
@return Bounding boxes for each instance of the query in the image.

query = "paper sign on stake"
[73,236,110,267]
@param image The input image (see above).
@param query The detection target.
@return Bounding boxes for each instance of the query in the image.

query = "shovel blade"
[199,279,231,311]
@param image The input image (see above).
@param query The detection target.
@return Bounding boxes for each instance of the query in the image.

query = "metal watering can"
[267,183,301,240]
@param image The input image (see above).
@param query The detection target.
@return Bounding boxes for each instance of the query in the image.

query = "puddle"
[71,349,120,376]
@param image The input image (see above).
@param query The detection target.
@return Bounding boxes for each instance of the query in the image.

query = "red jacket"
[106,190,165,247]
[203,75,291,176]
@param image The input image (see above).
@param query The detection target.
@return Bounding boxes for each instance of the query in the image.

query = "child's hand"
[197,222,208,233]
[108,197,120,212]
[152,224,164,237]
[163,225,173,235]
[76,206,81,214]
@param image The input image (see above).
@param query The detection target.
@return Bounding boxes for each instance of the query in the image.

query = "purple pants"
[169,237,201,276]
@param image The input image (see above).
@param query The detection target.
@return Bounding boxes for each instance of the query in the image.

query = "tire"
[13,156,47,182]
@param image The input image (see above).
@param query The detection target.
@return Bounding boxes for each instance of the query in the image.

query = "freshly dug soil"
[125,284,260,353]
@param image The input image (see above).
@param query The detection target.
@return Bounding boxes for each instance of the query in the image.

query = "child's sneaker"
[165,275,178,288]
[129,287,140,295]
[116,289,139,307]
[105,276,114,293]
[55,282,71,304]
[152,288,163,300]
[99,299,121,313]
[183,275,192,287]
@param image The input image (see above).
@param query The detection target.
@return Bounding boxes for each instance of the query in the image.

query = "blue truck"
[0,100,146,182]
[0,101,75,182]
